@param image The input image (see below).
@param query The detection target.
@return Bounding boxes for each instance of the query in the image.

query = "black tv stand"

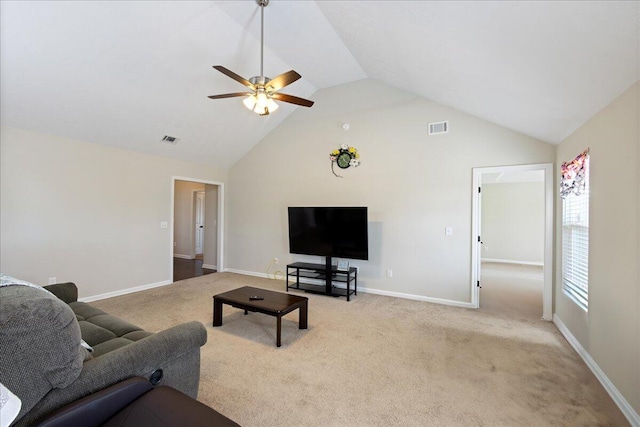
[286,260,357,301]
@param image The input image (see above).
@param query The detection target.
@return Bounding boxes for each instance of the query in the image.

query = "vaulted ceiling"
[1,1,638,169]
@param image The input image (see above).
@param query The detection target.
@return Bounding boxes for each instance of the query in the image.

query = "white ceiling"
[1,1,638,169]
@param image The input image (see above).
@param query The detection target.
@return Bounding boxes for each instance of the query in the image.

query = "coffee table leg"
[277,316,282,347]
[213,298,223,326]
[299,301,308,329]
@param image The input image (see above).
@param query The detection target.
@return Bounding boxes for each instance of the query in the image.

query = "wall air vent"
[161,135,179,145]
[428,121,449,135]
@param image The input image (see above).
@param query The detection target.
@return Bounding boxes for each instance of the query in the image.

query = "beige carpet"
[92,273,628,426]
[479,262,544,321]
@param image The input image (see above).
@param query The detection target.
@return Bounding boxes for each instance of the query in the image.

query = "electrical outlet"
[273,257,278,264]
[173,242,177,247]
[386,269,393,278]
[48,277,57,285]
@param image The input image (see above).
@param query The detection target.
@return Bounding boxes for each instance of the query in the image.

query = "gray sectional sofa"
[0,281,208,426]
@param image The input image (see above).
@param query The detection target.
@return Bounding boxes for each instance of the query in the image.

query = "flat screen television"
[288,207,368,261]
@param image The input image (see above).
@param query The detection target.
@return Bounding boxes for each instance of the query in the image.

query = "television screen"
[288,207,368,260]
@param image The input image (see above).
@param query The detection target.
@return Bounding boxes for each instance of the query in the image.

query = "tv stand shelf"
[286,262,357,301]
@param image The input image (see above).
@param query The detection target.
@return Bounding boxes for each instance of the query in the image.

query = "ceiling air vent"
[429,121,449,135]
[161,135,179,145]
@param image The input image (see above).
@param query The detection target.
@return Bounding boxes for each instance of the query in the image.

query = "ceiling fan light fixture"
[243,92,278,115]
[243,94,257,110]
[266,97,279,113]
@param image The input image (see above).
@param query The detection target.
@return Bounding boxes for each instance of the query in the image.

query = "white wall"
[173,180,204,258]
[481,182,545,264]
[203,184,218,269]
[226,79,555,304]
[0,126,226,298]
[554,81,640,416]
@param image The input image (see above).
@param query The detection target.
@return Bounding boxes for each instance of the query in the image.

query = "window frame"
[561,155,590,311]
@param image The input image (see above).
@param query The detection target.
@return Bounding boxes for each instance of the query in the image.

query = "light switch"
[445,227,453,236]
[160,221,168,229]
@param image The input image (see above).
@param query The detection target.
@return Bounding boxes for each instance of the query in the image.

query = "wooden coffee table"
[212,286,308,347]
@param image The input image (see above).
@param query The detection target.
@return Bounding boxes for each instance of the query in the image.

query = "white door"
[476,184,483,305]
[195,191,205,255]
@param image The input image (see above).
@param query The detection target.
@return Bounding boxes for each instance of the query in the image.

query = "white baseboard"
[202,264,217,270]
[553,315,640,426]
[224,268,269,279]
[173,254,193,260]
[481,258,543,266]
[359,286,475,308]
[79,280,172,303]
[224,269,474,309]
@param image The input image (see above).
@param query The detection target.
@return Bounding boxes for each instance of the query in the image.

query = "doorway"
[471,163,553,320]
[171,177,224,282]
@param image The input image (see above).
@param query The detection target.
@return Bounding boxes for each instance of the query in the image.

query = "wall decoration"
[330,144,360,178]
[560,148,589,198]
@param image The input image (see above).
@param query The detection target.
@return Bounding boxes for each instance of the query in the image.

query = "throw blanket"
[0,274,55,294]
[0,382,21,427]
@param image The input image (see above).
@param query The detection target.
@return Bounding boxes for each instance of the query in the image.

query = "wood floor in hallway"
[173,256,215,282]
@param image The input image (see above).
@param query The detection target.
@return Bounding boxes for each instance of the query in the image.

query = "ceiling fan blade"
[213,66,254,89]
[208,92,253,100]
[271,92,314,108]
[267,70,301,91]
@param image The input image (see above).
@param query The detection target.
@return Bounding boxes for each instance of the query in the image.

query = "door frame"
[171,177,224,280]
[471,163,553,320]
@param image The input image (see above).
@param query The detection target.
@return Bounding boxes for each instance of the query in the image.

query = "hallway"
[173,256,215,282]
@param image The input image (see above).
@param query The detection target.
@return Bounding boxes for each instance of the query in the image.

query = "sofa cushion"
[78,321,118,346]
[89,314,141,337]
[91,337,138,357]
[0,285,85,420]
[70,301,150,358]
[68,301,106,320]
[121,330,154,341]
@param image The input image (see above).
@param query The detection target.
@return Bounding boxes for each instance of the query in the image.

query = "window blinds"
[561,153,589,310]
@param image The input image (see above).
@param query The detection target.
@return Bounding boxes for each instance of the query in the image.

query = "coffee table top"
[213,286,307,314]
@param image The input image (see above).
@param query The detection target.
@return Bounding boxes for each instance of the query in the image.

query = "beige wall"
[554,81,640,414]
[203,184,218,268]
[0,126,226,298]
[226,79,555,303]
[173,180,204,258]
[481,182,545,264]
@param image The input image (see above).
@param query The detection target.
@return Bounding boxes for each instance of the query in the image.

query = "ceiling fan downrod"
[258,0,269,78]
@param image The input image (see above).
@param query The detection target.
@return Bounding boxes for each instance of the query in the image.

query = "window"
[561,151,589,310]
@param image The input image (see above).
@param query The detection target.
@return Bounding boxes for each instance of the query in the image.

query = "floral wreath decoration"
[330,144,360,177]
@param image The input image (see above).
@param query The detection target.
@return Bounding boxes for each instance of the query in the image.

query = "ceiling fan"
[208,0,314,116]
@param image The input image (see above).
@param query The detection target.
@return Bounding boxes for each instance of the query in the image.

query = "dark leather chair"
[36,377,240,427]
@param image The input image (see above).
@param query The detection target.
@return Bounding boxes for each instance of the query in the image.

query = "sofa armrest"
[36,377,153,427]
[17,321,208,427]
[43,283,78,304]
